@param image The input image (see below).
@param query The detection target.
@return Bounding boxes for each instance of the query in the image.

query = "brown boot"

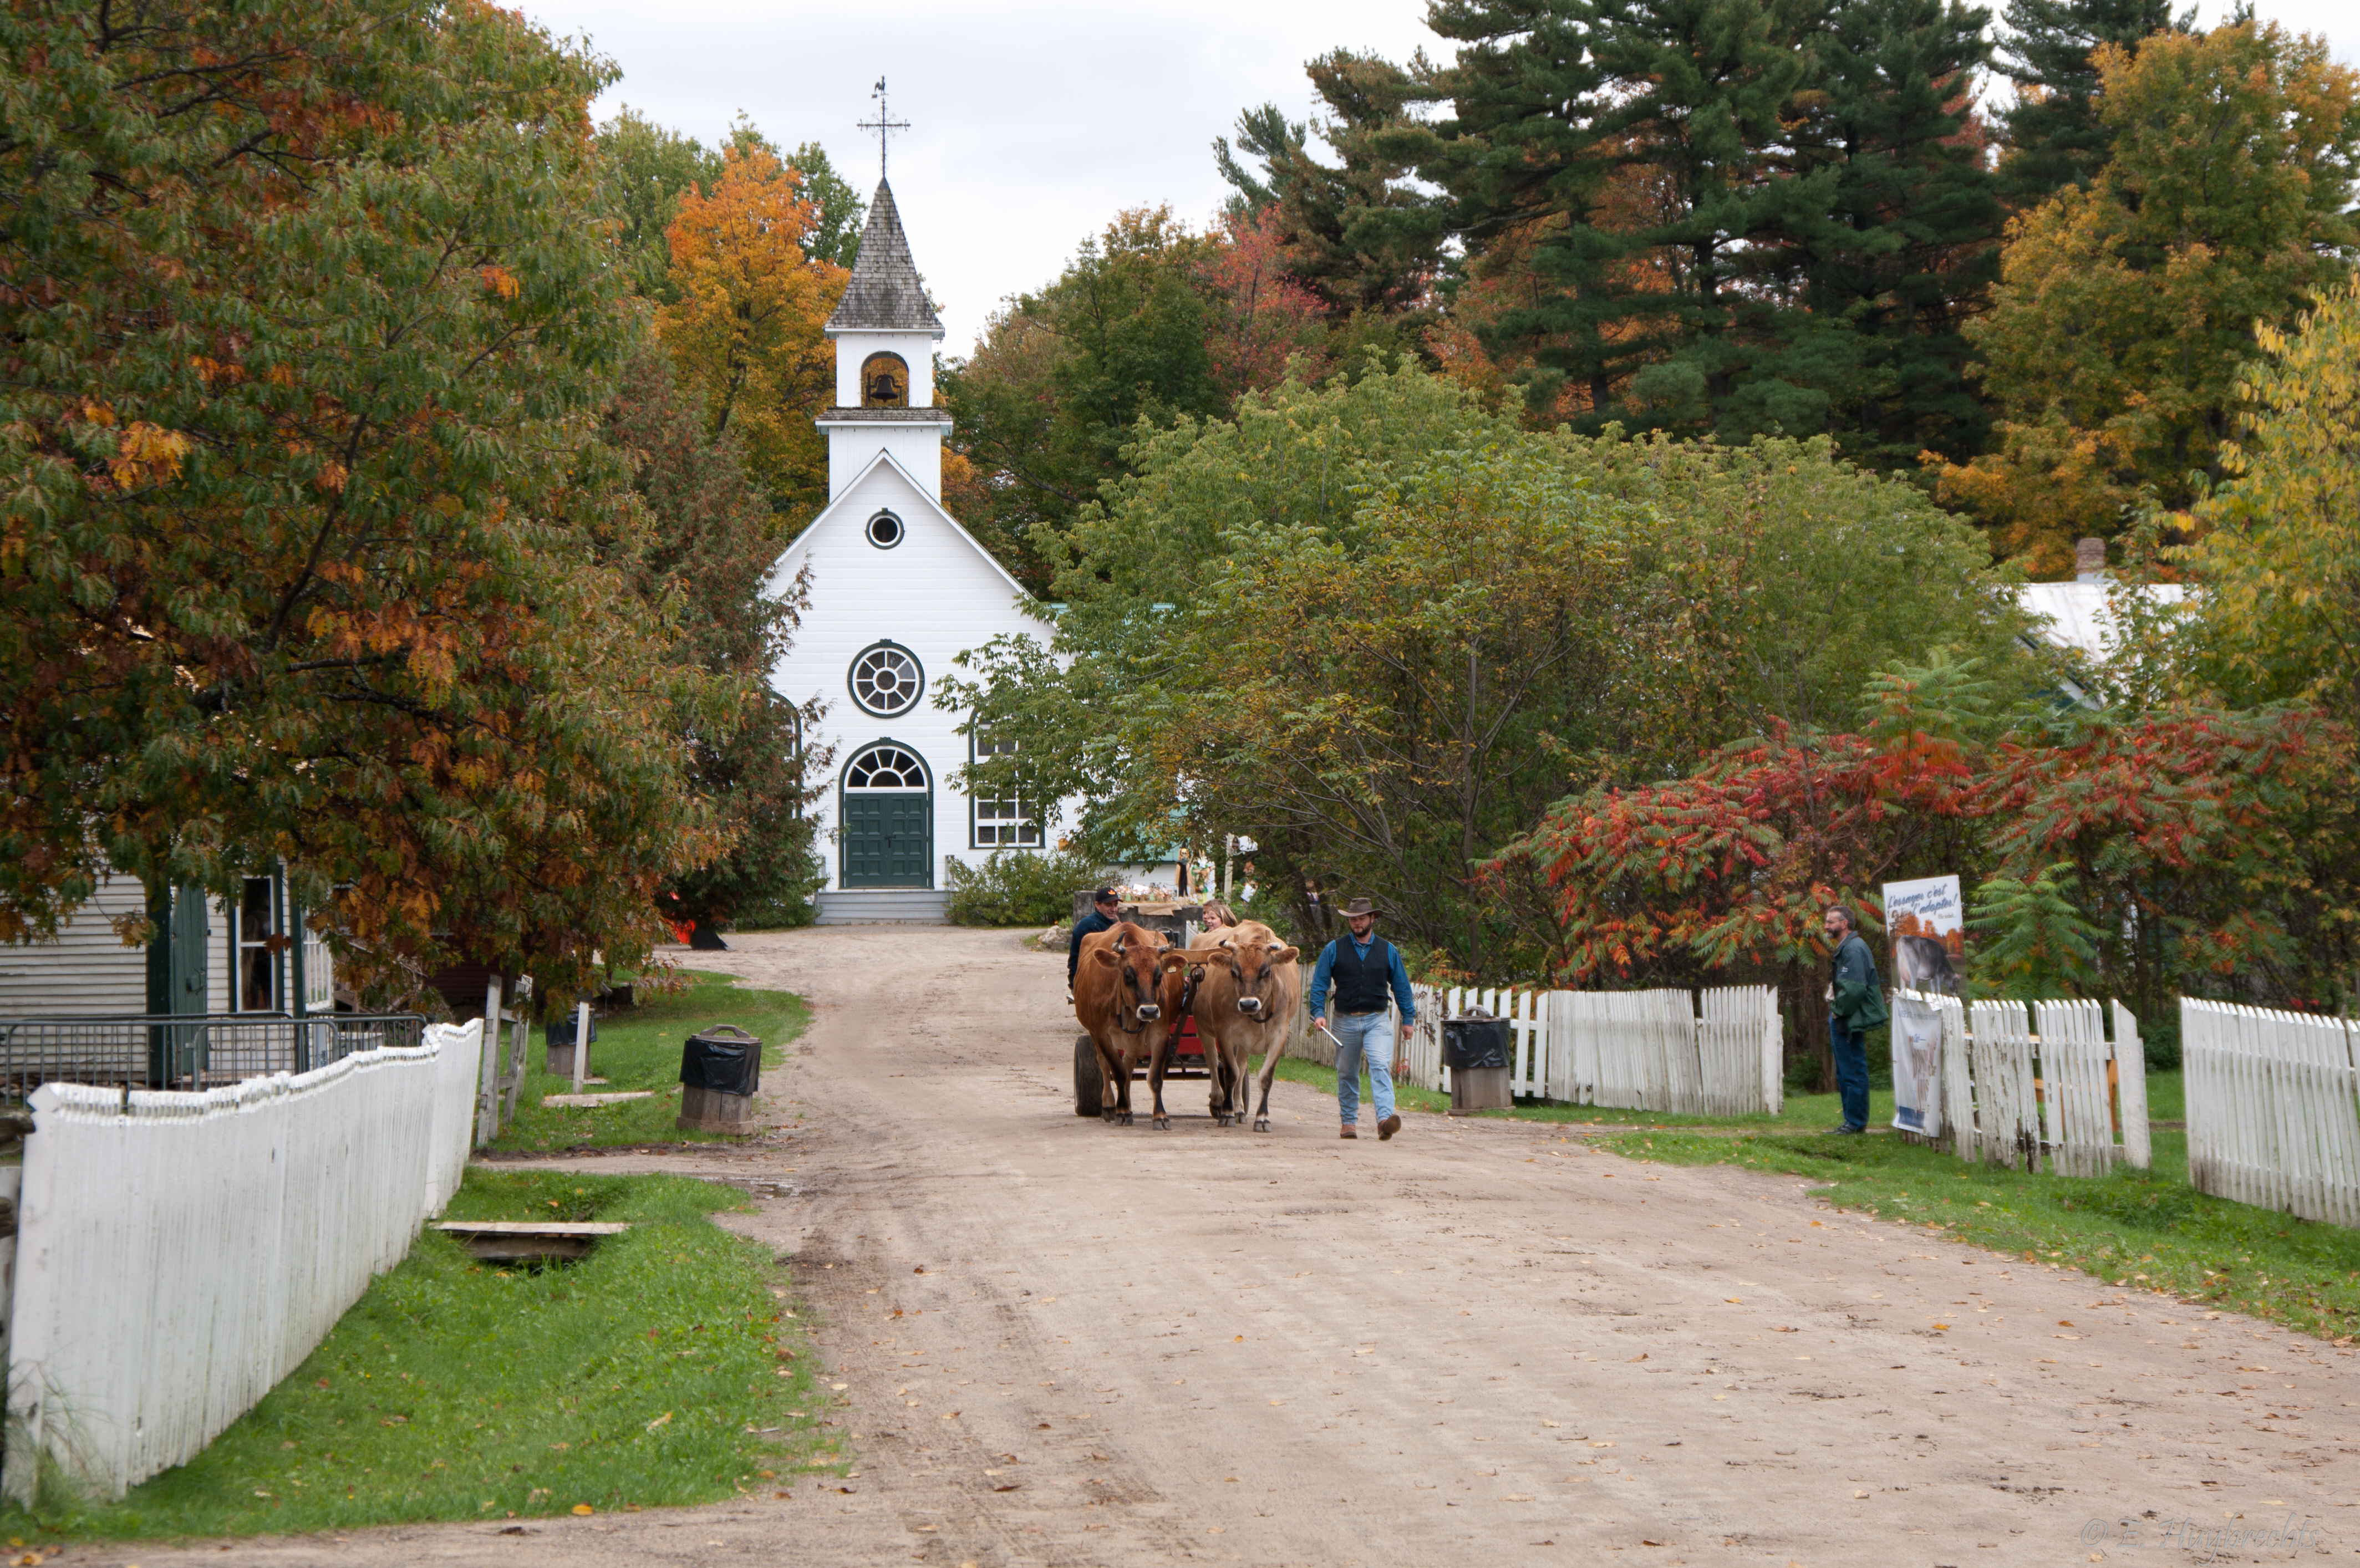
[1377,1113,1402,1141]
[1339,1124,1357,1139]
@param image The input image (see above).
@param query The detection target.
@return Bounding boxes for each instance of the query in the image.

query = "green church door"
[841,744,933,888]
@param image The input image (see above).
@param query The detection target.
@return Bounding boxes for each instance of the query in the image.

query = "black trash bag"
[547,1012,597,1048]
[681,1025,761,1096]
[1442,1017,1511,1072]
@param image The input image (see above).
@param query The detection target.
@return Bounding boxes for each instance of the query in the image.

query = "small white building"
[766,180,1061,924]
[0,869,334,1021]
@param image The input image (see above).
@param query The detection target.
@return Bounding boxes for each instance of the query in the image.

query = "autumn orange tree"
[657,143,848,521]
[0,0,736,997]
[1932,21,2360,573]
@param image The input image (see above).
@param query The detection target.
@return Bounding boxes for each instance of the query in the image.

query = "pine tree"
[1416,0,1838,438]
[1799,0,2006,466]
[1996,0,2189,204]
[1214,52,1447,343]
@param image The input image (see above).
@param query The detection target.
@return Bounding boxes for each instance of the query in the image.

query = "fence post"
[475,975,502,1149]
[2112,1001,2150,1171]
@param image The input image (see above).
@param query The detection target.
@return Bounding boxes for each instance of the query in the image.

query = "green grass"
[1597,1127,2360,1342]
[7,1170,837,1541]
[1263,1054,2191,1140]
[492,970,808,1153]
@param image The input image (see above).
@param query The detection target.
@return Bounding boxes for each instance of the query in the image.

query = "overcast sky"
[519,0,2360,359]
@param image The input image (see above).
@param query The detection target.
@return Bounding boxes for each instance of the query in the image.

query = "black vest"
[1329,936,1393,1014]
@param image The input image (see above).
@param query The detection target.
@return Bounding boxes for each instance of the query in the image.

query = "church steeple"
[818,179,950,501]
[827,182,943,338]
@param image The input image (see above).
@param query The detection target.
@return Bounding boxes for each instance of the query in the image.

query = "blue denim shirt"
[1308,934,1416,1022]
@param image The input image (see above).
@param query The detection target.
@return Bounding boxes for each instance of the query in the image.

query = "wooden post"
[573,999,591,1092]
[476,975,503,1148]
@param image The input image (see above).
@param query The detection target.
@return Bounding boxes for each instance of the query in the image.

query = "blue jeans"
[1329,1011,1396,1126]
[1829,1013,1869,1130]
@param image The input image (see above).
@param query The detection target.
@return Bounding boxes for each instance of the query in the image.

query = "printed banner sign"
[1882,874,1964,1137]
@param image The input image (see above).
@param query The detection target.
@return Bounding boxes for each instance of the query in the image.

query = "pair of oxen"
[1072,920,1303,1131]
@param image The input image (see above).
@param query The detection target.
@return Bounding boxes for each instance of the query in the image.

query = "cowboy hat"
[1342,898,1377,917]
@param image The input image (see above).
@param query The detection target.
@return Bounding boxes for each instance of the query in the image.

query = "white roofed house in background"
[765,176,1066,924]
[2016,536,2191,708]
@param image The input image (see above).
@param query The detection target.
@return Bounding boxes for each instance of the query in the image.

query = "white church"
[766,180,1060,924]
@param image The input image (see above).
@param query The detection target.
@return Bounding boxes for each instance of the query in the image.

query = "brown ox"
[1074,921,1174,1126]
[1158,920,1300,1130]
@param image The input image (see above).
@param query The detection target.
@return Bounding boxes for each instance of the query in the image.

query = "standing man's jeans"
[1829,1014,1869,1131]
[1330,1011,1396,1127]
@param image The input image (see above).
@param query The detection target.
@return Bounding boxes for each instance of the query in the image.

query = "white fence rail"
[1903,994,2149,1173]
[1284,974,1781,1117]
[5,1019,485,1501]
[2183,999,2360,1228]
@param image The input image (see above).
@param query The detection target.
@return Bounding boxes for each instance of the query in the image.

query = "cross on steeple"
[857,76,909,179]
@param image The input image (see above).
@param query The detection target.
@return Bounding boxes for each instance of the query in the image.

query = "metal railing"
[0,1013,426,1102]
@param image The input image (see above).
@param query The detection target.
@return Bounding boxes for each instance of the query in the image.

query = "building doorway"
[841,741,933,887]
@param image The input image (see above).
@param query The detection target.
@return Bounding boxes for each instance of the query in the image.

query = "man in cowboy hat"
[1306,898,1416,1141]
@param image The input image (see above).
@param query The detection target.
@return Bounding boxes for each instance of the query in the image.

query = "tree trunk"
[1790,958,1835,1094]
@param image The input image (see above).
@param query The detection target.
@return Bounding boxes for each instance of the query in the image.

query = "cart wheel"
[1074,1035,1104,1117]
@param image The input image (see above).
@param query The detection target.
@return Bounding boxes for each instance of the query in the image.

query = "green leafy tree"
[1934,20,2360,575]
[939,207,1224,584]
[2181,279,2360,734]
[603,347,826,932]
[786,140,867,268]
[1967,863,2104,995]
[942,360,2025,978]
[598,107,720,299]
[0,0,729,998]
[1996,0,2189,205]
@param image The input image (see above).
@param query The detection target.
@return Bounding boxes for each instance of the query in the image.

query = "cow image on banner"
[1881,874,1964,1137]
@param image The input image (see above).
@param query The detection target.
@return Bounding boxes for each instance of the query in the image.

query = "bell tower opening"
[861,352,910,408]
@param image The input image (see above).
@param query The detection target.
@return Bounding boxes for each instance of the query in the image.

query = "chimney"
[2074,537,2107,584]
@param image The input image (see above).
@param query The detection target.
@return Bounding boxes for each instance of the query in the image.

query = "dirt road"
[139,927,2354,1566]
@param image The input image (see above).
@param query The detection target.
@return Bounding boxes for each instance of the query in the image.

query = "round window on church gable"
[867,510,904,549]
[848,641,923,717]
[861,352,909,409]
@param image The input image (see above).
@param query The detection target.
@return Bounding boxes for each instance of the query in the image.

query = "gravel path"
[105,926,2356,1566]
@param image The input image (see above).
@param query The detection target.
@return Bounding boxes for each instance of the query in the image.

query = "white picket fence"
[1900,992,2150,1173]
[1286,977,1782,1116]
[5,1019,485,1501]
[2183,999,2360,1228]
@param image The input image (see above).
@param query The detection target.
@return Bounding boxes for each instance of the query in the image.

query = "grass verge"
[1596,1128,2360,1342]
[1259,1054,2188,1141]
[492,970,808,1153]
[7,1170,836,1540]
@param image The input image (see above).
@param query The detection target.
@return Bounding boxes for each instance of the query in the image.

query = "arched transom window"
[845,743,927,790]
[848,642,923,717]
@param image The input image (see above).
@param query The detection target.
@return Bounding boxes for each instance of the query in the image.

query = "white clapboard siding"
[4,1019,485,1503]
[2183,999,2360,1228]
[0,873,151,1016]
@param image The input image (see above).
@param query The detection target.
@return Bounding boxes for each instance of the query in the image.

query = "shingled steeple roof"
[826,180,943,338]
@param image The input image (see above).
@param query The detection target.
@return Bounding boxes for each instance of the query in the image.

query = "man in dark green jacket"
[1824,904,1888,1134]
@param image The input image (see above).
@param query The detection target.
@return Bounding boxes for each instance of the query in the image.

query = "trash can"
[677,1025,762,1133]
[1442,1016,1513,1115]
[545,1010,597,1080]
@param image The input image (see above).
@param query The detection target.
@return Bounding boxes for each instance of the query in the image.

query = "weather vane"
[857,76,909,180]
